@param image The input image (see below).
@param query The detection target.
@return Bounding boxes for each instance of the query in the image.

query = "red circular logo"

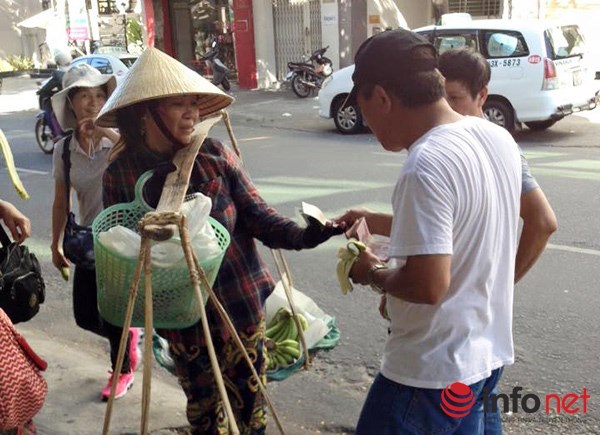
[440,382,475,418]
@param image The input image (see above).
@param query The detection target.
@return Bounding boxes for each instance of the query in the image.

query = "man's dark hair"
[359,46,445,107]
[438,48,491,99]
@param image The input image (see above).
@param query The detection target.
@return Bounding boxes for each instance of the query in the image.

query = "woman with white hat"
[97,47,343,434]
[50,63,142,401]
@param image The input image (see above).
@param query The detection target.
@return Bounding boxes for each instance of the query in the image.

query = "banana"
[336,240,367,294]
[283,317,298,341]
[296,313,309,331]
[272,351,287,367]
[0,128,29,199]
[275,349,294,365]
[268,307,292,328]
[277,339,300,349]
[266,355,277,370]
[60,267,70,281]
[265,319,286,339]
[278,344,301,360]
[272,321,293,343]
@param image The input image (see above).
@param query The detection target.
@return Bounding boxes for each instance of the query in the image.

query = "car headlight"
[321,75,333,89]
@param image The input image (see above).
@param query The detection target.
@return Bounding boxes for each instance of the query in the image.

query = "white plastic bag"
[265,279,331,350]
[98,193,221,268]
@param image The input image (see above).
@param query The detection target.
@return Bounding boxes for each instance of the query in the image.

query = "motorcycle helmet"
[54,51,72,68]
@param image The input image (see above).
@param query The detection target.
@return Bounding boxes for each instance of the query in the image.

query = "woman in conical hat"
[50,63,143,401]
[99,47,345,434]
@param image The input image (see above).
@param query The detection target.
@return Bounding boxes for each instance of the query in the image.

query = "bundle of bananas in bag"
[264,307,308,370]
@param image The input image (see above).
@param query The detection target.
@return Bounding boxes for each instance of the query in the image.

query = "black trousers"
[73,267,132,373]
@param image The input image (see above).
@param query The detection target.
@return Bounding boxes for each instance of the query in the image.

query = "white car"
[319,19,600,134]
[70,53,138,83]
[318,65,362,134]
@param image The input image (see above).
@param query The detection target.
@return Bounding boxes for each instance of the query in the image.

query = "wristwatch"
[367,263,388,294]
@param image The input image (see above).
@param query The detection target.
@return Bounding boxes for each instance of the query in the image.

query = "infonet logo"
[440,383,590,418]
[440,383,476,418]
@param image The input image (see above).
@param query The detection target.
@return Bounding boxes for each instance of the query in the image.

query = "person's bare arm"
[51,180,70,269]
[514,188,557,283]
[350,249,451,304]
[99,127,120,144]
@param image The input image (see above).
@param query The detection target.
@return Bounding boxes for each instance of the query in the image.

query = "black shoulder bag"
[61,135,95,270]
[0,224,46,323]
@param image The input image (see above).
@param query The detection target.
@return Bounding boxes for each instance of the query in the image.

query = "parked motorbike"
[199,40,231,91]
[286,46,333,98]
[35,78,65,154]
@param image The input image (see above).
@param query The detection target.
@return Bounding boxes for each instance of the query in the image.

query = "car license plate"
[573,69,583,86]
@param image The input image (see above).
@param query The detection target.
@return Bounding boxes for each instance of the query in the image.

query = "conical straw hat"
[96,47,234,127]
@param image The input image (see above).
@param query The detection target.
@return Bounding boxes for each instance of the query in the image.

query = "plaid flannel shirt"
[103,138,306,342]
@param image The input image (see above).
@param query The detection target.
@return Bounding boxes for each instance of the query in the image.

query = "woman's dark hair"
[438,48,491,99]
[358,46,445,108]
[109,102,147,161]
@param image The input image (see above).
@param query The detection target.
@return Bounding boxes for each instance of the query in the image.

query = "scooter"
[200,40,231,91]
[35,78,65,154]
[286,46,333,98]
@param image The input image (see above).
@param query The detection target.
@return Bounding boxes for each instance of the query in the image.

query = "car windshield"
[546,25,586,59]
[119,57,138,68]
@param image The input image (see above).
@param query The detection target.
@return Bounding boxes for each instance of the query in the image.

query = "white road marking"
[547,243,600,257]
[1,167,50,175]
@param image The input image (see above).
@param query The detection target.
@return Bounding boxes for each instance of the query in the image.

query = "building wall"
[0,0,44,59]
[394,0,432,28]
[367,0,407,33]
[321,0,340,71]
[252,0,277,88]
[506,0,542,18]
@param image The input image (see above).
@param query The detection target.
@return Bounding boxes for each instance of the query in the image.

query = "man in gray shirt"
[439,47,558,283]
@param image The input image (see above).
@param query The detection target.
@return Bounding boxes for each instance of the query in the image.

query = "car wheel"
[524,119,558,131]
[483,100,515,133]
[333,96,363,134]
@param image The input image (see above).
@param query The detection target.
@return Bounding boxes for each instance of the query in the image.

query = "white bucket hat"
[51,63,117,131]
[95,47,234,128]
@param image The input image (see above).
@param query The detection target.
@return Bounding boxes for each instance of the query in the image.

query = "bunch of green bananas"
[264,338,301,369]
[264,307,308,370]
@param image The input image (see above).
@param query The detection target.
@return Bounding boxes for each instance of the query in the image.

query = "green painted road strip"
[254,176,390,205]
[536,159,600,171]
[522,150,566,160]
[530,167,600,181]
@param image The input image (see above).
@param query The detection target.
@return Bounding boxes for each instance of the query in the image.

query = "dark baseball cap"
[343,29,437,108]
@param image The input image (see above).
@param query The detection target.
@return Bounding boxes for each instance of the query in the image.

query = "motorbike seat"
[287,61,312,68]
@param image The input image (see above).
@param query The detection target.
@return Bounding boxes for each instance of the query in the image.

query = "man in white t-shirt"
[337,29,522,434]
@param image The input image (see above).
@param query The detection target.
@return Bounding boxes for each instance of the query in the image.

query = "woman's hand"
[0,200,31,243]
[51,245,70,270]
[77,117,96,141]
[301,217,346,249]
[77,118,120,144]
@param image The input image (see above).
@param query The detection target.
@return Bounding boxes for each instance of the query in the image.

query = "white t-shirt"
[52,135,113,227]
[382,116,521,389]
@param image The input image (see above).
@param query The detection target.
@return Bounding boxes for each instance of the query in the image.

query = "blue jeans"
[355,368,504,435]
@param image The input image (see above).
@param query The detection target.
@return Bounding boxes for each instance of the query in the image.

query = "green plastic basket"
[91,171,230,329]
